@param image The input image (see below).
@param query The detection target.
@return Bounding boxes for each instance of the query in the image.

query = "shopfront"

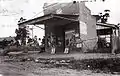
[97,23,119,53]
[18,2,98,54]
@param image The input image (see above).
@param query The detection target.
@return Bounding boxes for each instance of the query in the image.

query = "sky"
[0,0,119,38]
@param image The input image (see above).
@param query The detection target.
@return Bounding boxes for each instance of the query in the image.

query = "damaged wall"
[44,2,98,53]
[79,2,97,52]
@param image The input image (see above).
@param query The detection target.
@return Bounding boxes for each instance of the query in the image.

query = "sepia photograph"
[0,0,120,76]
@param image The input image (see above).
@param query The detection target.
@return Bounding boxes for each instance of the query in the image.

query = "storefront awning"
[18,14,79,26]
[97,22,119,29]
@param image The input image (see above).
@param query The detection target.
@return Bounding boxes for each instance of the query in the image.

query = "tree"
[98,9,110,23]
[18,17,26,23]
[15,27,29,45]
[15,17,29,45]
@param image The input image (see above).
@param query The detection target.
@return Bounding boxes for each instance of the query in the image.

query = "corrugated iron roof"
[96,22,119,29]
[18,14,79,26]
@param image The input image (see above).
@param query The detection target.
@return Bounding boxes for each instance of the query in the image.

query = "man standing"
[64,39,69,54]
[112,30,117,55]
[50,34,56,54]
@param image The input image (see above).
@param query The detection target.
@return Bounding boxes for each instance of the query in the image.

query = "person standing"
[64,39,69,54]
[112,30,117,55]
[50,34,56,54]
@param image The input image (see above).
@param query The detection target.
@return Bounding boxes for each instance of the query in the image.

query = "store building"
[18,1,119,54]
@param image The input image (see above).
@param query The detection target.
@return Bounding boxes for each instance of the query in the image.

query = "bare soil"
[0,52,120,76]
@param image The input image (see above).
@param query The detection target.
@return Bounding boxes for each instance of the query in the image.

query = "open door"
[64,30,75,53]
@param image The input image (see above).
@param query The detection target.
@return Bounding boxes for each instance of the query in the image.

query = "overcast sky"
[0,0,119,38]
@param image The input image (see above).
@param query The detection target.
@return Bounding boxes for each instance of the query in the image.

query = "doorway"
[64,30,75,52]
[97,28,112,53]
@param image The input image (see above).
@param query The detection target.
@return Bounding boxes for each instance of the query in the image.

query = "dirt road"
[0,52,120,76]
[0,62,112,76]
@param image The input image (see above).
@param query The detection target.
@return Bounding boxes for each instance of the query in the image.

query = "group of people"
[64,35,76,54]
[46,33,77,54]
[47,34,56,54]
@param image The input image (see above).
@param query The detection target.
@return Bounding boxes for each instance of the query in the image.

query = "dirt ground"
[0,52,120,76]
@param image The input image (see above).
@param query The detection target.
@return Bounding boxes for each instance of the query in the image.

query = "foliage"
[98,10,110,23]
[15,17,29,45]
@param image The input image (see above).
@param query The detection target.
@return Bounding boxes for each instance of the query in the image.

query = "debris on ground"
[1,53,120,76]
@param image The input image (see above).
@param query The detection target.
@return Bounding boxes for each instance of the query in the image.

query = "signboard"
[80,21,87,35]
[43,2,79,15]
